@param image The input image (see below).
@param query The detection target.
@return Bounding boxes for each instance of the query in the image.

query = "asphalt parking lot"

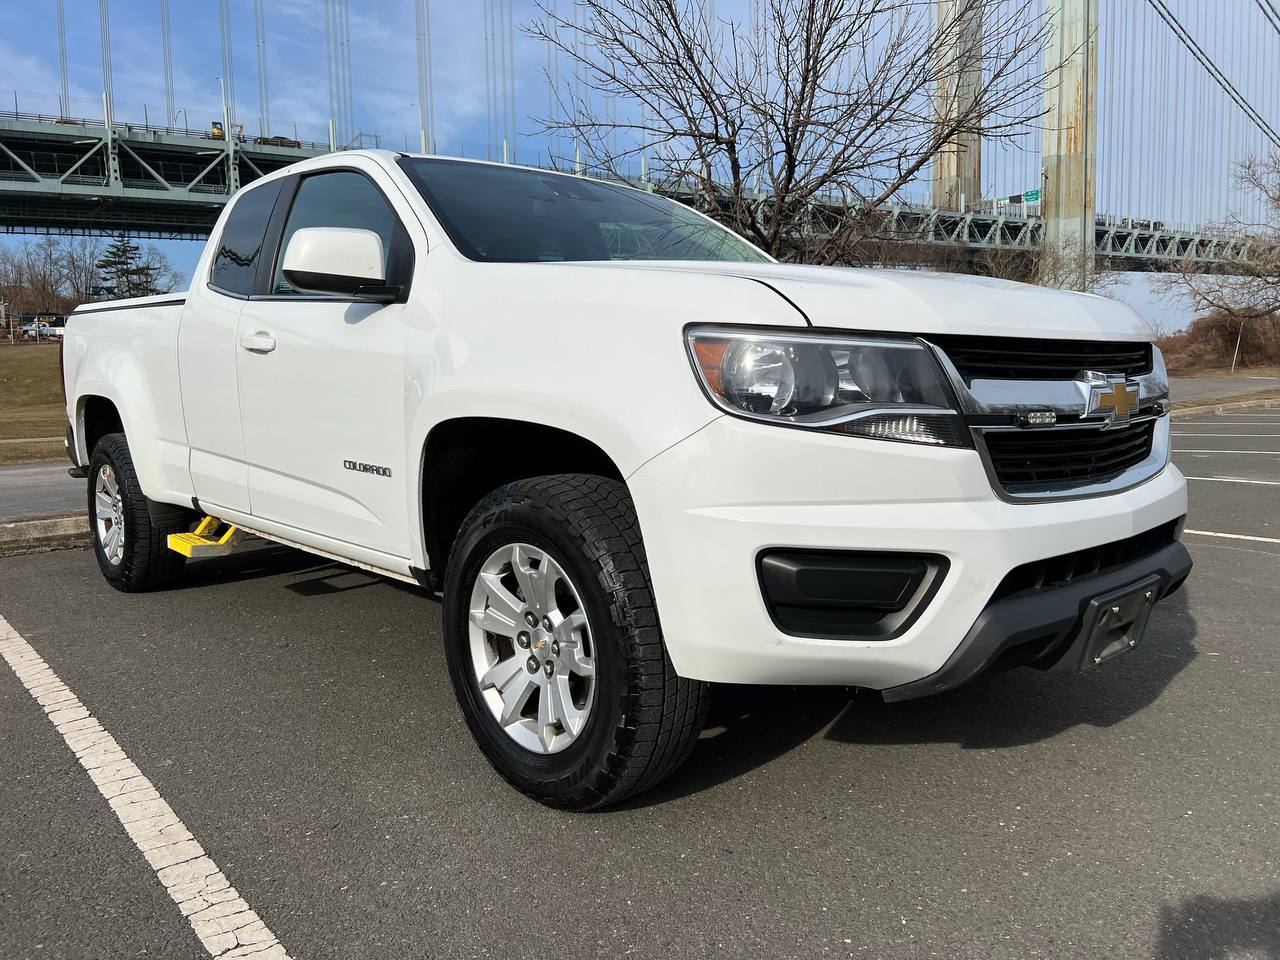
[2,408,1278,960]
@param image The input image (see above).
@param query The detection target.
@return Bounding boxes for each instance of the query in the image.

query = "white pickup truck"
[62,151,1191,809]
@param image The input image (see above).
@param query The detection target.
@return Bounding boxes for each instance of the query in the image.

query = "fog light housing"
[758,549,950,641]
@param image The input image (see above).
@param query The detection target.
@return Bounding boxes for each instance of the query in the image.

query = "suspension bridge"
[0,0,1276,276]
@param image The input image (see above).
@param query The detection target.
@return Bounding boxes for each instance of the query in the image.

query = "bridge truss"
[0,113,1255,272]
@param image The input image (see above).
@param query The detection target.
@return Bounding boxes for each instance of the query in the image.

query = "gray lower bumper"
[882,541,1193,702]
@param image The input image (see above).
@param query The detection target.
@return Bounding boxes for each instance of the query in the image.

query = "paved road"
[1,409,1278,959]
[0,462,83,522]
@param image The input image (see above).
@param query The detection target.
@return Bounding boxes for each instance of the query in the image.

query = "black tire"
[88,433,187,592]
[442,474,709,810]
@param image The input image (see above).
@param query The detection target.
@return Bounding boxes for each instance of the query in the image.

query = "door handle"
[239,331,277,354]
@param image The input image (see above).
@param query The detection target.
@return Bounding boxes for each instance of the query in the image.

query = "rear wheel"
[443,474,709,810]
[88,433,186,592]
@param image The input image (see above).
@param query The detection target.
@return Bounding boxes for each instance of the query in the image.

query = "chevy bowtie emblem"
[1081,373,1140,427]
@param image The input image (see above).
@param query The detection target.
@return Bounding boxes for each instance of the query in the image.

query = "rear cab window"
[209,179,285,297]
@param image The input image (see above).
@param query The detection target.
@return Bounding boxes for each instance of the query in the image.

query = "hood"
[564,262,1152,342]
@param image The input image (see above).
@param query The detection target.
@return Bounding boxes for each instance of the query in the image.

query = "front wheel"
[442,475,709,810]
[88,433,186,592]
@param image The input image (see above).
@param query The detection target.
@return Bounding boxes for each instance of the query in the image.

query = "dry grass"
[0,344,66,463]
[1171,365,1280,379]
[1172,389,1280,411]
[0,439,65,462]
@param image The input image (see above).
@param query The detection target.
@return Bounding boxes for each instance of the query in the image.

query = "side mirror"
[281,226,399,302]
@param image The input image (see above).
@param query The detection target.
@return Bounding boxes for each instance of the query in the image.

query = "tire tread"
[446,474,709,809]
[89,433,186,592]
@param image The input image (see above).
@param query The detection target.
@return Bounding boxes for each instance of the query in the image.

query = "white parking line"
[1175,449,1280,455]
[1185,529,1280,545]
[1173,433,1280,437]
[1185,476,1280,486]
[1173,422,1280,426]
[0,616,292,960]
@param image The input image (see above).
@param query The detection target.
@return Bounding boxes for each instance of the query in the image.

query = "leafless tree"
[529,0,1055,263]
[997,239,1119,295]
[0,234,180,318]
[138,245,184,296]
[1157,151,1280,324]
[61,236,106,304]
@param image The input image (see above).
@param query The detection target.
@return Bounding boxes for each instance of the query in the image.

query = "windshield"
[399,158,767,264]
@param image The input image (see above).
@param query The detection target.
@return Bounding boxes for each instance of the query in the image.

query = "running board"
[167,516,243,558]
[167,512,422,587]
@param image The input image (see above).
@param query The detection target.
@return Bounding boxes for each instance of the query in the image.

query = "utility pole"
[932,0,983,213]
[1041,0,1098,289]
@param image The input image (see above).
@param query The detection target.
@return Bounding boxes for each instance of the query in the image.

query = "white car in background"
[59,151,1192,809]
[21,320,61,339]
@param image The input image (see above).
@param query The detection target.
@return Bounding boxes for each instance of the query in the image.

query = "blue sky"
[4,0,1277,331]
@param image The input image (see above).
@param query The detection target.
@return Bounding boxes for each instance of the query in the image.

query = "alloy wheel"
[93,465,126,566]
[467,543,596,754]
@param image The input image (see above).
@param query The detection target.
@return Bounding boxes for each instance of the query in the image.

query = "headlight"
[686,327,969,447]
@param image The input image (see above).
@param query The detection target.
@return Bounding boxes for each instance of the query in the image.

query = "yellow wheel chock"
[167,516,243,559]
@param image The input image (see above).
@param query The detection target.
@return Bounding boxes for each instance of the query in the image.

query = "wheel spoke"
[103,524,121,561]
[554,611,593,676]
[553,610,587,641]
[564,646,594,678]
[480,571,523,619]
[548,674,585,736]
[538,555,567,617]
[498,671,537,727]
[480,654,526,693]
[471,573,523,637]
[536,678,556,750]
[512,544,557,615]
[95,490,113,514]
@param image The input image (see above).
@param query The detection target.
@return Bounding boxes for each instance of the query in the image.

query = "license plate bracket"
[1062,574,1163,672]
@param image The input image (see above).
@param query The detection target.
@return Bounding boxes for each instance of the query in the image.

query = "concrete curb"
[0,515,90,558]
[1171,396,1280,420]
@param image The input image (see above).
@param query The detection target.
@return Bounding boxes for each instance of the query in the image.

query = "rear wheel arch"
[79,395,125,459]
[420,417,626,577]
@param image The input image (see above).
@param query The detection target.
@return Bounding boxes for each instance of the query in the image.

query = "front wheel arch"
[419,417,626,577]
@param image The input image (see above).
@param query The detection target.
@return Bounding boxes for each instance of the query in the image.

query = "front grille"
[990,518,1182,603]
[930,335,1152,381]
[982,420,1155,491]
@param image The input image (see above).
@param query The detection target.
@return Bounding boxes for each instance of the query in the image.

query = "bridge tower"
[1041,0,1098,289]
[932,0,983,213]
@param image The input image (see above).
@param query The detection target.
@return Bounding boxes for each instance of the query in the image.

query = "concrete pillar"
[932,0,983,212]
[1041,0,1098,288]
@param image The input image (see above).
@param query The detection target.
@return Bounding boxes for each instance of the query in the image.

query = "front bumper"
[628,414,1188,690]
[881,539,1191,700]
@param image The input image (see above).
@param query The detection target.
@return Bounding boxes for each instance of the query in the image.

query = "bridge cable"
[1144,0,1280,150]
[1253,0,1280,35]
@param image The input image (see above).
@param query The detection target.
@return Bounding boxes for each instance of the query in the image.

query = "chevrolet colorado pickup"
[62,151,1191,809]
